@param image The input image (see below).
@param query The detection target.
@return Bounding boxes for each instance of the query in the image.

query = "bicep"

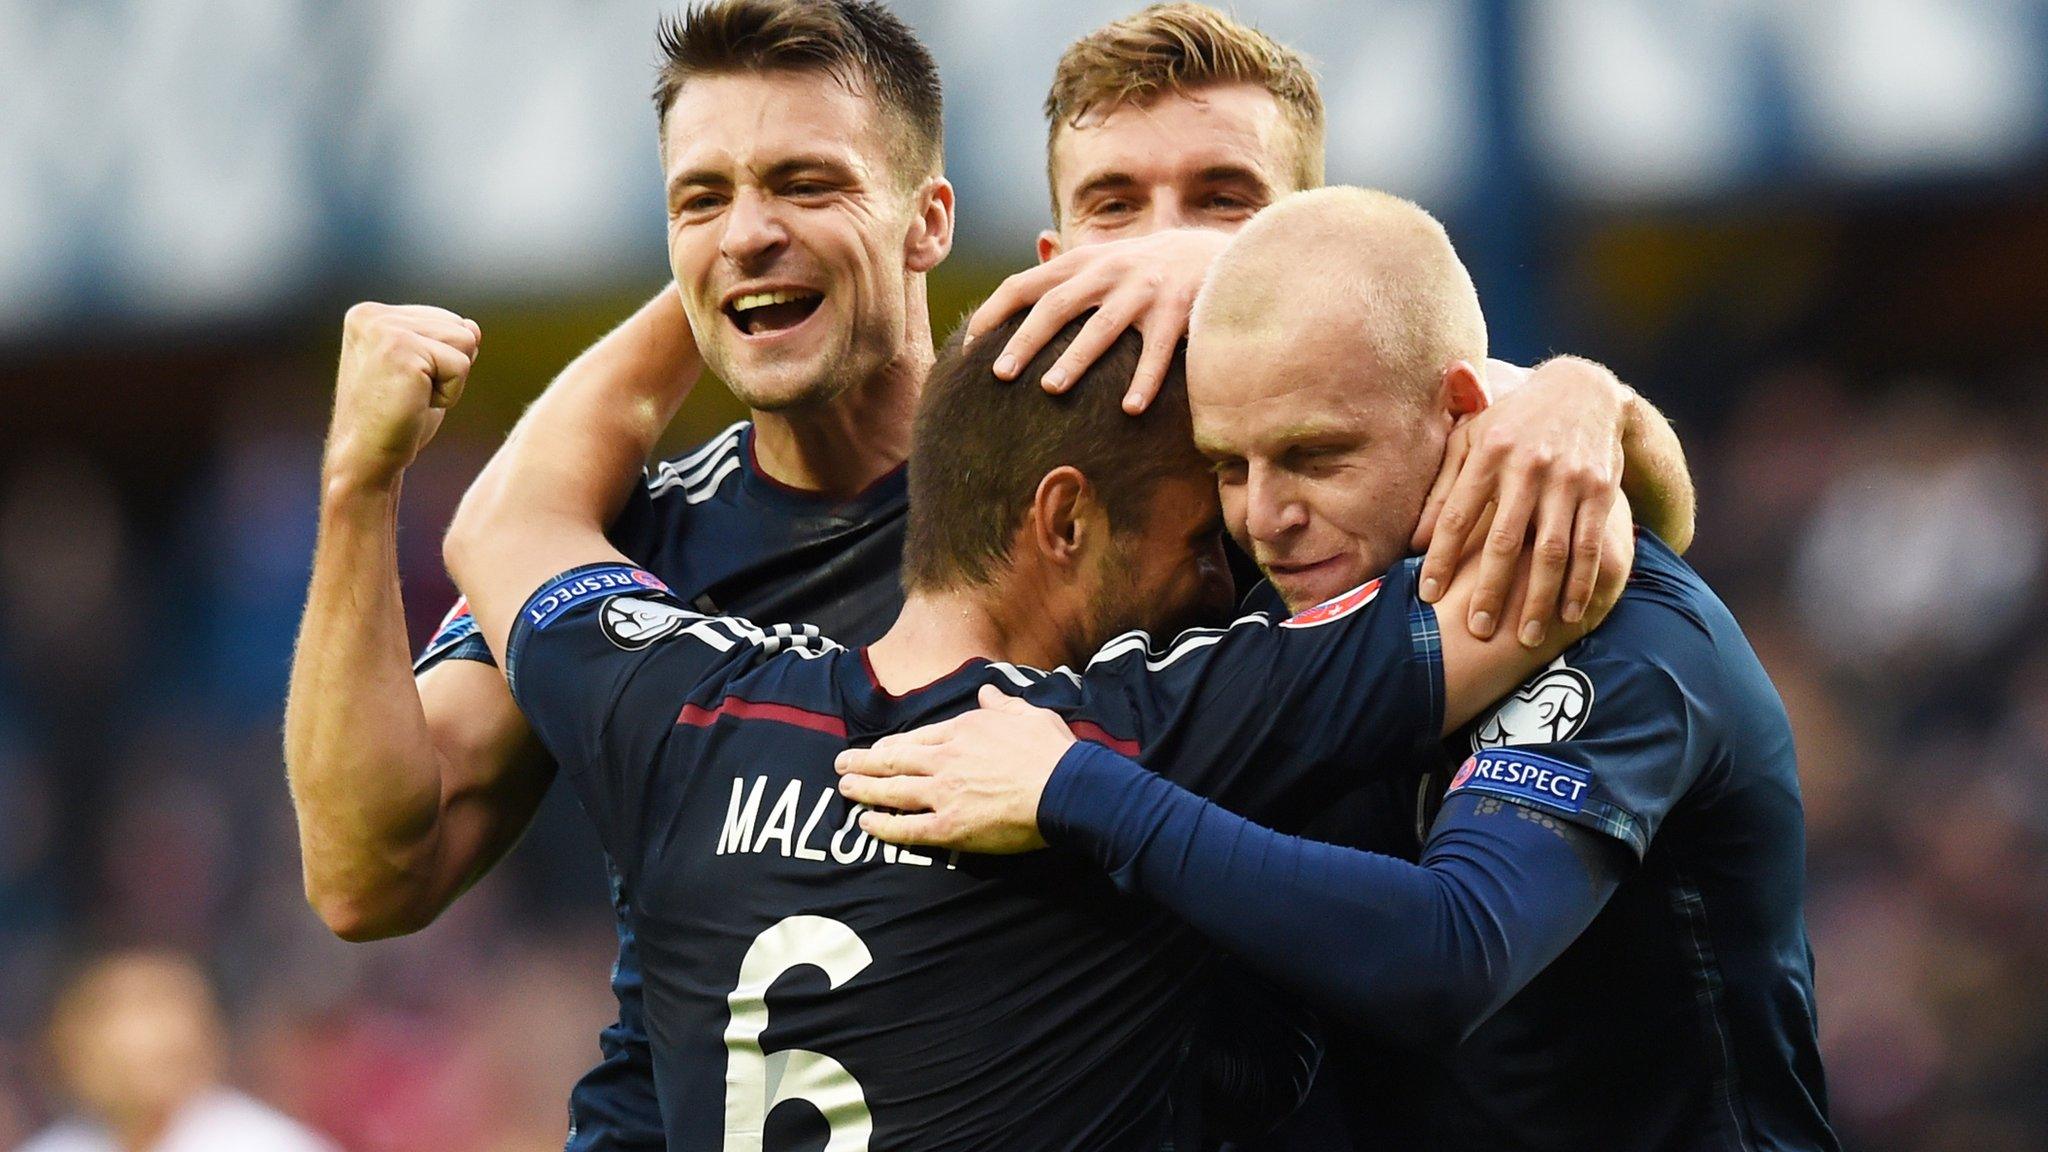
[1620,391,1695,554]
[464,536,635,667]
[417,658,557,898]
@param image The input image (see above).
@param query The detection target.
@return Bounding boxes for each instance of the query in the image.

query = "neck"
[866,583,1074,695]
[749,281,933,498]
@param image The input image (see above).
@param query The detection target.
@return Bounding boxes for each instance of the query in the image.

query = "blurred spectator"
[1790,386,2045,716]
[14,951,337,1152]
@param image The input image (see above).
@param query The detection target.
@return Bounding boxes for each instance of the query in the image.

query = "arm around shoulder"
[1433,490,1634,734]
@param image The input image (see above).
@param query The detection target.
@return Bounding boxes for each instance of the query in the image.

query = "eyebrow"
[1194,164,1275,190]
[1194,420,1352,457]
[1067,170,1141,207]
[667,153,858,199]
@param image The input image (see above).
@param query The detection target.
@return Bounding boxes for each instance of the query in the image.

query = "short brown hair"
[1043,3,1324,218]
[904,314,1200,593]
[654,0,944,184]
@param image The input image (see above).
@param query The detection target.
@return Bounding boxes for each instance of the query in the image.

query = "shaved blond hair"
[1192,186,1486,403]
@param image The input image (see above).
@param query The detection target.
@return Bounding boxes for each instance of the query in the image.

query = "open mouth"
[724,289,824,337]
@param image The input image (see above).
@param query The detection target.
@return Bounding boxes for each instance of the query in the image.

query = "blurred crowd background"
[2,1,2045,1149]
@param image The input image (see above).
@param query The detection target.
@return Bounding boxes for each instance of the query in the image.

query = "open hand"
[966,228,1229,414]
[1413,356,1627,647]
[834,685,1077,854]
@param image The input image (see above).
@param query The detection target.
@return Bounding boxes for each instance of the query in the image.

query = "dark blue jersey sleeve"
[1448,585,1709,859]
[1081,557,1443,822]
[414,596,493,673]
[505,562,786,861]
[1040,743,1628,1050]
[415,467,678,677]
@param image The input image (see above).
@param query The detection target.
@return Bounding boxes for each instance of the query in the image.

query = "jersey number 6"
[723,915,875,1151]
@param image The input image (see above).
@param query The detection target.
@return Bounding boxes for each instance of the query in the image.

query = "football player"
[841,189,1838,1152]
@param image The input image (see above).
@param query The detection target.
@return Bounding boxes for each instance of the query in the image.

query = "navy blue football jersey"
[1378,533,1834,1152]
[505,557,1442,1151]
[415,422,907,1152]
[417,421,907,673]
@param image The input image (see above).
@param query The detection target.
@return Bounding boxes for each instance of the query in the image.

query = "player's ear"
[905,178,955,274]
[1442,359,1489,419]
[1027,466,1093,569]
[1036,230,1063,264]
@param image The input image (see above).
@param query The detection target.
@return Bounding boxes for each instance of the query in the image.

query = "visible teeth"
[732,290,818,313]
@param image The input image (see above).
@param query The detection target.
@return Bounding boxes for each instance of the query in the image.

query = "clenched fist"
[324,302,481,488]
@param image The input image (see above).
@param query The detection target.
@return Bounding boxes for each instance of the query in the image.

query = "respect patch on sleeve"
[1445,749,1593,817]
[524,565,670,630]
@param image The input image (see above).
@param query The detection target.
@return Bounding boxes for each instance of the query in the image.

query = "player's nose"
[719,188,790,270]
[1241,462,1306,543]
[1151,191,1192,232]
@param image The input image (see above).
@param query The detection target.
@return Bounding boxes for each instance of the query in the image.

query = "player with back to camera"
[839,188,1840,1152]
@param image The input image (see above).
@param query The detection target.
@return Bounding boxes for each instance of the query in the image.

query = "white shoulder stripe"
[648,423,745,498]
[679,455,742,504]
[988,662,1038,688]
[674,420,748,469]
[1084,610,1276,672]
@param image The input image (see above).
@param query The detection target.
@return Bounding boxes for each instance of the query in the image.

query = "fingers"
[1040,292,1146,393]
[1560,484,1615,625]
[857,809,948,847]
[835,772,933,812]
[833,738,940,778]
[996,277,1105,384]
[392,304,480,352]
[1467,462,1540,640]
[1418,432,1494,604]
[419,339,475,408]
[978,683,1028,711]
[1412,422,1472,569]
[967,262,1064,347]
[1122,311,1184,414]
[1515,483,1578,647]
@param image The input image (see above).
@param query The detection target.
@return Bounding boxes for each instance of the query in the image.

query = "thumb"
[978,683,1031,712]
[430,371,467,410]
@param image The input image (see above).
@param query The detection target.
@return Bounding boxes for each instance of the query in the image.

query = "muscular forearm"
[1619,388,1694,552]
[446,287,701,655]
[286,474,458,940]
[1040,744,1623,1050]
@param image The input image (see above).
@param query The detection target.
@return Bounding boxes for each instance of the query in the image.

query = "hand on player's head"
[327,302,481,488]
[966,228,1229,415]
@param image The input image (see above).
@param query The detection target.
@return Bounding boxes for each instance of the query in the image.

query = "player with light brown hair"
[1041,0,1326,225]
[981,2,1693,651]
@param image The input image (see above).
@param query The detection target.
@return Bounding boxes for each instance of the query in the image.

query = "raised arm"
[285,288,695,940]
[443,291,697,661]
